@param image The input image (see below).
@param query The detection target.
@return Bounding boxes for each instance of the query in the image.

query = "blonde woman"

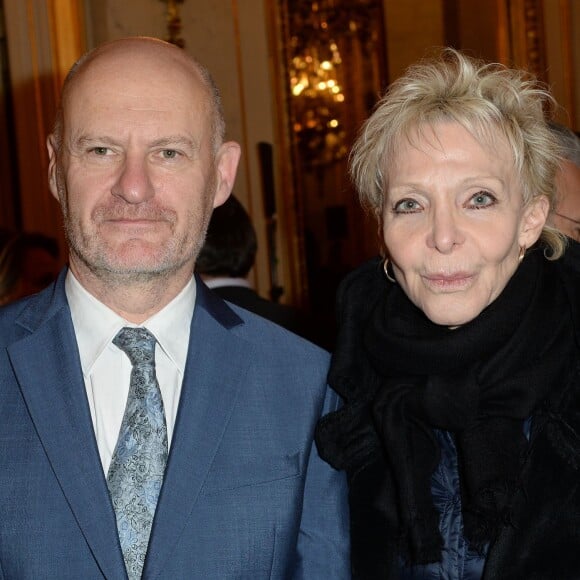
[316,48,580,579]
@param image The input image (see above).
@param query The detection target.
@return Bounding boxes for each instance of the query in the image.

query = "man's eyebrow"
[150,136,199,150]
[69,135,200,150]
[71,135,117,147]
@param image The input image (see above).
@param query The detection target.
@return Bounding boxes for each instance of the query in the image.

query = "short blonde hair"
[350,48,567,258]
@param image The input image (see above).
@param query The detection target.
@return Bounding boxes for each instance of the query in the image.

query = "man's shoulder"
[0,275,67,344]
[197,279,329,359]
[0,293,41,340]
[209,285,311,340]
[230,303,329,361]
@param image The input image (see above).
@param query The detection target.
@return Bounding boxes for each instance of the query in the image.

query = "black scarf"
[316,248,576,568]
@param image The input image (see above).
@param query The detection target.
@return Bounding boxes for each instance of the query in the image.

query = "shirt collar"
[203,276,252,290]
[66,270,195,377]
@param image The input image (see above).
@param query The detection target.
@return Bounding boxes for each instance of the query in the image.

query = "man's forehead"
[63,58,210,126]
[63,40,207,106]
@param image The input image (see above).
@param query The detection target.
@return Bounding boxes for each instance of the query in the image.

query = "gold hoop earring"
[383,258,396,283]
[518,245,526,263]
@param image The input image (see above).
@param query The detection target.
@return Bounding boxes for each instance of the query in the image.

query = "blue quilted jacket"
[398,430,487,580]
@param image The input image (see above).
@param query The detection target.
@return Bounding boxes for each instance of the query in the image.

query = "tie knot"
[113,327,157,367]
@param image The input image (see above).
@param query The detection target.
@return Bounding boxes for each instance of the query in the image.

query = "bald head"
[53,37,225,153]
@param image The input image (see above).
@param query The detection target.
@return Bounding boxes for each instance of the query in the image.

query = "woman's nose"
[426,207,465,253]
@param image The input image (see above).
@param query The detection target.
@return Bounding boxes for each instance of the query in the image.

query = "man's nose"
[111,155,155,204]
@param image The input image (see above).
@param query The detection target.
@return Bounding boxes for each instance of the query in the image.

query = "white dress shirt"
[65,271,195,475]
[204,276,252,290]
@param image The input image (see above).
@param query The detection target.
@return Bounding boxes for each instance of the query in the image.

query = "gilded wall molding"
[3,0,84,257]
[507,0,547,79]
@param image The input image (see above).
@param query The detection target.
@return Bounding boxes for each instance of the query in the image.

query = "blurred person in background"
[0,229,60,305]
[548,122,580,242]
[196,194,308,337]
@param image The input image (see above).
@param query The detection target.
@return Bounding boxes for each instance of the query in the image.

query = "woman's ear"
[519,195,549,248]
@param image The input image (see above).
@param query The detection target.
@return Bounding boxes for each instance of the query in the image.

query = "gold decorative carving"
[507,0,547,81]
[159,0,185,48]
[522,0,546,78]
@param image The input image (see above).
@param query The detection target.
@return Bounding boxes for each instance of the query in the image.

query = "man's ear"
[46,134,61,202]
[213,141,241,209]
[519,195,549,248]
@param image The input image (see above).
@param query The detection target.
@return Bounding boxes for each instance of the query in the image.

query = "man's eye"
[393,199,421,213]
[91,147,110,156]
[469,191,497,208]
[162,149,179,159]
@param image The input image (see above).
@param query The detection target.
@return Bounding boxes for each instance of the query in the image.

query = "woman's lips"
[422,272,475,290]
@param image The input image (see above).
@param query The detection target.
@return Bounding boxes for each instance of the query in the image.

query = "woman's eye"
[393,199,421,213]
[469,191,496,208]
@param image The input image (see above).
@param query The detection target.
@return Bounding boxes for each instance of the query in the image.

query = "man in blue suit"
[0,37,349,579]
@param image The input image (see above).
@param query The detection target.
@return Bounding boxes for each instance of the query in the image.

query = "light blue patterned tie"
[108,327,168,580]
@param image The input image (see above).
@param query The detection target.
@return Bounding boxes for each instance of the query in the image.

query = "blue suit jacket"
[0,271,349,579]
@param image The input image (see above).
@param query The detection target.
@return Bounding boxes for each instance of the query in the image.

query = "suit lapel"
[143,281,252,579]
[8,284,127,580]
